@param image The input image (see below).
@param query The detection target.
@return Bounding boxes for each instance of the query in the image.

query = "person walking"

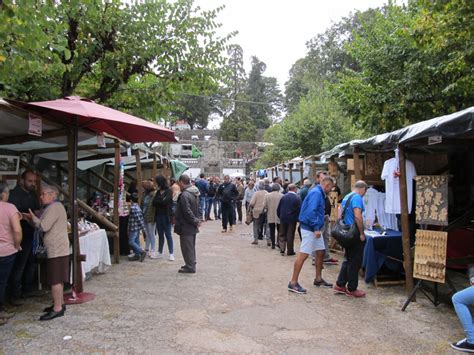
[174,175,200,274]
[8,170,40,305]
[333,180,368,298]
[127,193,147,262]
[235,178,245,224]
[249,181,268,245]
[26,185,70,321]
[244,181,255,211]
[299,179,311,202]
[195,173,208,221]
[206,177,218,221]
[277,184,301,256]
[216,175,238,233]
[141,180,158,259]
[213,177,222,220]
[288,177,334,294]
[0,182,22,325]
[153,175,175,261]
[263,184,282,249]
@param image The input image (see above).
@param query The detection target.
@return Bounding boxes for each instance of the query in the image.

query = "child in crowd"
[127,193,146,262]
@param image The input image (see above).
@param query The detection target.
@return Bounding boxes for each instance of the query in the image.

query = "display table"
[362,229,403,283]
[79,229,111,281]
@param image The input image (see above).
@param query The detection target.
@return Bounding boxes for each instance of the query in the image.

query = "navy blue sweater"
[277,192,302,225]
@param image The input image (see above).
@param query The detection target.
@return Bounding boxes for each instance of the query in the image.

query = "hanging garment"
[381,157,416,214]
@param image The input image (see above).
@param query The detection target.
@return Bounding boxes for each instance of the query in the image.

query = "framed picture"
[0,155,20,175]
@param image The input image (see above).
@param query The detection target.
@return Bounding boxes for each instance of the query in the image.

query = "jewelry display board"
[415,175,448,226]
[328,191,339,222]
[413,230,448,284]
[365,152,392,177]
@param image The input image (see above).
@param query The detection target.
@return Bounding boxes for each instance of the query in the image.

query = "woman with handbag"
[333,180,368,298]
[26,185,69,321]
[0,182,22,325]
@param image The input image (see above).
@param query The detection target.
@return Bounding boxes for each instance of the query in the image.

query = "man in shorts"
[288,176,334,294]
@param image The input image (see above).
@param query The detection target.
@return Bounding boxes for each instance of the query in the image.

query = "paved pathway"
[1,221,463,354]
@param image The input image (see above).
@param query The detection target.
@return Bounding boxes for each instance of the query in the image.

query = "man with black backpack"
[206,177,218,221]
[216,175,238,233]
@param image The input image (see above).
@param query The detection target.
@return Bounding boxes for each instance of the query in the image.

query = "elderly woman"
[0,182,22,325]
[27,185,69,321]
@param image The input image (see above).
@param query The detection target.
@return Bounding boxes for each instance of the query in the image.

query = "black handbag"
[331,193,360,248]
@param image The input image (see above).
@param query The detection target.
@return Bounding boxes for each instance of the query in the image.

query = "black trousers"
[179,234,196,272]
[221,202,233,230]
[336,240,365,291]
[236,200,243,222]
[278,222,297,254]
[268,223,279,248]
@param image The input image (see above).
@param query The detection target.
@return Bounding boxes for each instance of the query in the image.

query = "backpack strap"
[341,193,356,220]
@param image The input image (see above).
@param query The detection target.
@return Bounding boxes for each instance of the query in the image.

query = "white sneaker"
[169,254,175,261]
[128,252,135,258]
[150,252,160,259]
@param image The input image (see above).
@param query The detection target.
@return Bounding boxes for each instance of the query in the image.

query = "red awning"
[8,96,176,143]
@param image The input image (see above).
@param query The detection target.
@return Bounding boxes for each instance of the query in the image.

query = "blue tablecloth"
[362,229,403,283]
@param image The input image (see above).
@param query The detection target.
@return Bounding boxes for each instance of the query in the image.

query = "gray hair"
[271,183,280,192]
[0,182,9,194]
[304,179,311,186]
[355,180,368,190]
[257,181,265,190]
[42,184,59,196]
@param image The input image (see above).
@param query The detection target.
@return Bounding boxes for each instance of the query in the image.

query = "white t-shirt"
[381,158,416,214]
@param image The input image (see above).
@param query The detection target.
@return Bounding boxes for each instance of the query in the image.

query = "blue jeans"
[156,214,173,254]
[205,197,213,219]
[0,253,17,310]
[214,199,221,218]
[144,222,156,252]
[198,196,206,220]
[453,286,474,343]
[128,230,143,256]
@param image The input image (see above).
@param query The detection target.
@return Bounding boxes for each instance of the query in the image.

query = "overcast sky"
[196,0,391,90]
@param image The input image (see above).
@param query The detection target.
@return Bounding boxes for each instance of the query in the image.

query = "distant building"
[171,120,191,130]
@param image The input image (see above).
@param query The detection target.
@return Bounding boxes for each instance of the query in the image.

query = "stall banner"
[28,113,42,136]
[415,175,448,226]
[413,229,448,283]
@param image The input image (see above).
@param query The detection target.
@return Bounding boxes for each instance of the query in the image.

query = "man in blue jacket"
[288,176,334,294]
[195,173,208,221]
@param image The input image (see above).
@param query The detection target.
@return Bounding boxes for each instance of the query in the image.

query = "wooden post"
[353,148,362,181]
[399,145,415,294]
[311,156,317,182]
[289,163,293,183]
[300,163,304,184]
[152,153,157,178]
[113,140,120,264]
[68,125,83,293]
[135,149,143,205]
[86,170,91,200]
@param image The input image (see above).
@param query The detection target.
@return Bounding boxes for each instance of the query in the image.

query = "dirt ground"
[0,220,464,354]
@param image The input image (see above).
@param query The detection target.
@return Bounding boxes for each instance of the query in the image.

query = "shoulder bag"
[331,193,360,248]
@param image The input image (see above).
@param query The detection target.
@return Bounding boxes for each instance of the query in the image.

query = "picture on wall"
[0,155,20,175]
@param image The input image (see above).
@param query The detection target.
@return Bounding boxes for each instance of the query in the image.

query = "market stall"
[0,97,176,302]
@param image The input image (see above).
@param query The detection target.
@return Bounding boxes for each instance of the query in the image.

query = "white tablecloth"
[79,229,111,281]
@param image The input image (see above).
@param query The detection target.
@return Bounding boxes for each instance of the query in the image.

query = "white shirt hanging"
[381,157,417,214]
